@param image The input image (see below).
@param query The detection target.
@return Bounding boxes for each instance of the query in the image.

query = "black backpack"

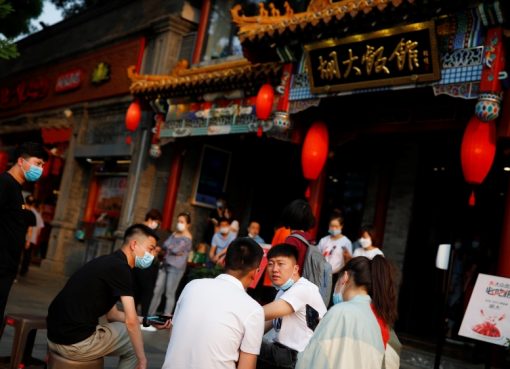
[288,233,333,306]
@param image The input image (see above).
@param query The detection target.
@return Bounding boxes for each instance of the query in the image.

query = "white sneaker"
[141,325,157,332]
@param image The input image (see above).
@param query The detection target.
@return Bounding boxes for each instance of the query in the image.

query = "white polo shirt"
[162,274,264,369]
[272,277,327,352]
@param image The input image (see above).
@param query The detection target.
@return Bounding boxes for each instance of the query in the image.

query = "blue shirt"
[211,232,236,254]
[249,234,265,244]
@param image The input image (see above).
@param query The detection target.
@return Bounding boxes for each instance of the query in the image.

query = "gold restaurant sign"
[304,22,440,94]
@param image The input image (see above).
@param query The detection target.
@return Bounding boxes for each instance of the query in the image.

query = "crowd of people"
[0,142,400,369]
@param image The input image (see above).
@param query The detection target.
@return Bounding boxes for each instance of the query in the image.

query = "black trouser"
[20,243,34,276]
[258,341,298,369]
[0,274,16,320]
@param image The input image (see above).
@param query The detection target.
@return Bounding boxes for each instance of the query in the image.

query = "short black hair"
[360,224,379,245]
[218,217,231,225]
[16,142,48,161]
[267,243,299,262]
[177,212,191,224]
[280,199,315,231]
[225,237,263,274]
[144,209,162,222]
[123,224,159,244]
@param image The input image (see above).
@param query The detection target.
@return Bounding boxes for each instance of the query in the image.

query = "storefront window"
[202,0,244,62]
[93,176,127,238]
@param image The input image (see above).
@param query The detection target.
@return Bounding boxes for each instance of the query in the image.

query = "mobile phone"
[305,304,320,331]
[142,315,172,327]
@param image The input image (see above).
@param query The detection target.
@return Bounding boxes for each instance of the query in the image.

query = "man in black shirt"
[47,224,170,369]
[0,142,47,320]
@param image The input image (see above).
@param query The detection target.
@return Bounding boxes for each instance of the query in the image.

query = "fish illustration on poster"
[459,273,510,346]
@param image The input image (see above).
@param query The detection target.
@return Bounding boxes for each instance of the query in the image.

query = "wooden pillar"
[83,176,99,222]
[161,147,184,230]
[192,0,211,64]
[373,159,392,246]
[308,170,326,241]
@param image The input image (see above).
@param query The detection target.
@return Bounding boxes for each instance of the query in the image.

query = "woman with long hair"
[296,255,398,369]
[148,212,193,317]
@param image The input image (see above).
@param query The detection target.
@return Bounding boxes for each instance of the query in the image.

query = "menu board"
[459,273,510,346]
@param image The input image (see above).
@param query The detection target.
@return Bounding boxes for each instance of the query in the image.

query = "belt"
[273,341,298,359]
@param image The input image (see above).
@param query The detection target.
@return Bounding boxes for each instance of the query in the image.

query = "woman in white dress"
[317,213,352,275]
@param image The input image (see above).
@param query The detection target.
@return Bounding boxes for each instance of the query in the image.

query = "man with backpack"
[280,199,333,306]
[259,244,327,369]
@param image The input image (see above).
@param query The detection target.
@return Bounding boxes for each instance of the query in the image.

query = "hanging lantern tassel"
[469,190,476,207]
[126,135,132,145]
[257,125,263,138]
[305,185,311,199]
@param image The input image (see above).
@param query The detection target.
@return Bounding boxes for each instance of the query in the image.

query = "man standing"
[162,237,265,369]
[0,142,47,319]
[260,244,327,369]
[47,224,169,369]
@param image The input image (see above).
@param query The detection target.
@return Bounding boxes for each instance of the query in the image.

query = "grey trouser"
[148,265,185,315]
[48,321,136,369]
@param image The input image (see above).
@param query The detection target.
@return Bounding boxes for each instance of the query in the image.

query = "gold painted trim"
[304,21,441,94]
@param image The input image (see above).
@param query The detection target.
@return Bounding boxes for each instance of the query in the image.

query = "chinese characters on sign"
[305,22,440,93]
[459,274,510,346]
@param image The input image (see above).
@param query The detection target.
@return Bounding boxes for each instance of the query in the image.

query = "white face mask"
[359,238,372,249]
[176,222,186,232]
[220,227,230,235]
[148,221,159,230]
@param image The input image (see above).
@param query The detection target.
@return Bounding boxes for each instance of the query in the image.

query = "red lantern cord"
[304,185,311,199]
[469,191,476,207]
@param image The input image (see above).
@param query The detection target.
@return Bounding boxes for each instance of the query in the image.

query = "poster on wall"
[192,145,231,209]
[459,273,510,346]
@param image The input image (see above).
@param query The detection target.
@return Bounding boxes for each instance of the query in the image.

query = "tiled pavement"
[0,266,505,369]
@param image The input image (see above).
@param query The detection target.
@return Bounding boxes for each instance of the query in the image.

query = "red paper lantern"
[125,100,142,132]
[460,116,496,205]
[255,84,274,120]
[0,151,8,173]
[301,122,329,180]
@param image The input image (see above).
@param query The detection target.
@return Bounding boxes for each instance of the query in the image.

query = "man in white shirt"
[260,244,327,369]
[162,237,265,369]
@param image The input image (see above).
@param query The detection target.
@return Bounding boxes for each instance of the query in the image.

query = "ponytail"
[370,255,398,326]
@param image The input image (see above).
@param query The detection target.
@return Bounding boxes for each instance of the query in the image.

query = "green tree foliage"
[50,0,100,18]
[0,0,19,59]
[0,0,43,39]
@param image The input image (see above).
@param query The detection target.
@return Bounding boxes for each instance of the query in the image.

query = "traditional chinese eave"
[127,59,283,98]
[233,0,420,43]
[233,0,498,64]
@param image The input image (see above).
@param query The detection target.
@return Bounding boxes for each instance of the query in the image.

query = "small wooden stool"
[0,314,46,369]
[47,351,104,369]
